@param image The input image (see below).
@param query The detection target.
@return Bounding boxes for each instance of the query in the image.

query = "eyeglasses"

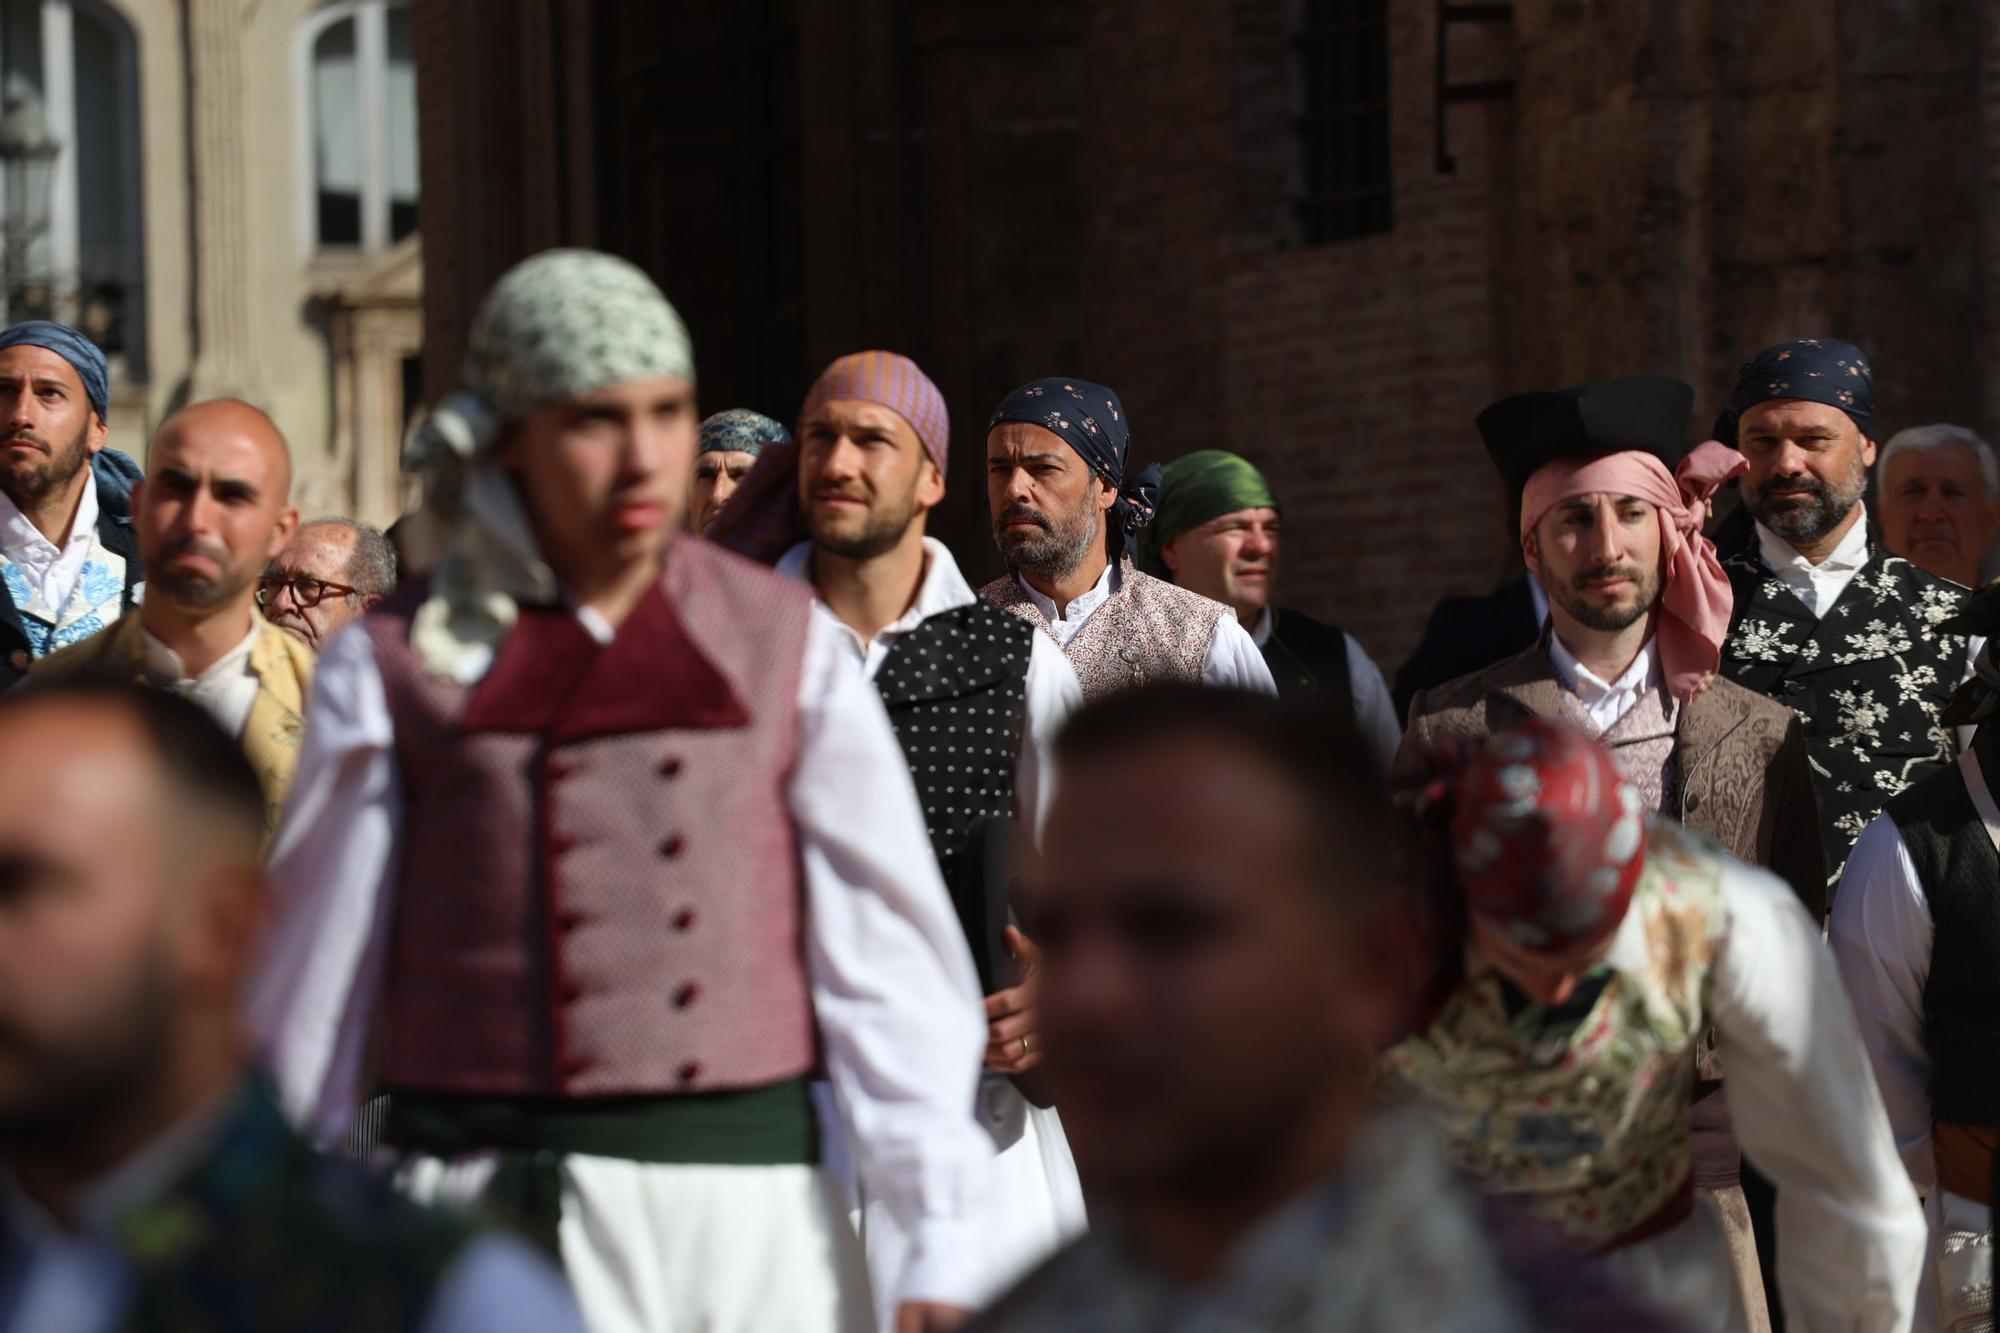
[256,571,361,610]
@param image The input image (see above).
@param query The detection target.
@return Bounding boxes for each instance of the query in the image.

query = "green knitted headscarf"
[1137,449,1280,579]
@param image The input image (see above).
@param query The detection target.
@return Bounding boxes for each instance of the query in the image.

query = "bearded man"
[709,351,1088,1328]
[0,320,144,687]
[30,399,311,844]
[1712,339,1967,891]
[1396,374,1825,1331]
[975,379,1273,700]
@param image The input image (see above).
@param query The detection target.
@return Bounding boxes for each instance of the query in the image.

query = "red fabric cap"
[1441,718,1646,955]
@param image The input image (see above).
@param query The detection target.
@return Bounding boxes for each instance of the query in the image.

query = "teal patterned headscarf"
[1136,449,1280,579]
[403,249,696,680]
[698,408,790,457]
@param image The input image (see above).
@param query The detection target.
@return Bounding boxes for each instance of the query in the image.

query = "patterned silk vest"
[1556,684,1680,815]
[979,558,1224,702]
[874,602,1034,889]
[366,539,818,1099]
[1381,818,1727,1250]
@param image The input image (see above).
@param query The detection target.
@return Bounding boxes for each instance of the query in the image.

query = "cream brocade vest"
[1381,819,1727,1249]
[1556,678,1679,815]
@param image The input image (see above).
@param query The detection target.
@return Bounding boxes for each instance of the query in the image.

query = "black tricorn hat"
[1476,374,1696,497]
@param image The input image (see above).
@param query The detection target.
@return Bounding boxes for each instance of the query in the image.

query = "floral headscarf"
[402,249,695,681]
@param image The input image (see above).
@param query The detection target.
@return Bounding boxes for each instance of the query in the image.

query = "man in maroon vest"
[250,250,996,1333]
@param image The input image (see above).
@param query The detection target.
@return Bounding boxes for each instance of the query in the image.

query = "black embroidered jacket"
[1713,506,1967,888]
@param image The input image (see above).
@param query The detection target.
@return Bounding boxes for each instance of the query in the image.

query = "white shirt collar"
[0,470,96,565]
[141,617,260,686]
[1248,607,1272,647]
[1547,633,1660,702]
[1016,559,1117,627]
[779,537,979,673]
[1754,502,1871,575]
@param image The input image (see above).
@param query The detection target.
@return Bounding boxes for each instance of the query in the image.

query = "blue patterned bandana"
[989,377,1161,548]
[1722,338,1874,442]
[0,320,109,418]
[698,408,789,457]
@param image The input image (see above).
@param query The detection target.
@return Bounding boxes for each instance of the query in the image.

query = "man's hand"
[895,1300,971,1333]
[984,925,1043,1075]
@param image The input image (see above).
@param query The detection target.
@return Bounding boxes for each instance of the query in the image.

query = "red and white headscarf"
[1520,441,1746,702]
[1426,718,1647,956]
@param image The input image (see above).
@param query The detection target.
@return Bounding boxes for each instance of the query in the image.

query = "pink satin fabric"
[1519,441,1748,702]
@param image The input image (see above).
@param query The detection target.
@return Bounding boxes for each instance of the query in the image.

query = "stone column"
[183,0,265,404]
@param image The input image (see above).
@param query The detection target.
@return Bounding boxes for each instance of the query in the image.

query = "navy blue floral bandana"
[1719,338,1874,443]
[989,377,1161,550]
[698,408,789,456]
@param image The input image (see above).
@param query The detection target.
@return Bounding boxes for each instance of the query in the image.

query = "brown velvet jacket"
[1393,637,1828,918]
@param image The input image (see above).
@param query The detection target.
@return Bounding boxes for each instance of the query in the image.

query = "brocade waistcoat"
[979,559,1222,702]
[1555,682,1679,815]
[1887,732,2000,1125]
[366,539,816,1099]
[1381,819,1725,1249]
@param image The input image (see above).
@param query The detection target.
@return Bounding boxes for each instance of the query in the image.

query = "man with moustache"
[260,517,398,650]
[1395,375,1826,1330]
[1139,448,1400,770]
[0,321,144,689]
[31,399,311,844]
[689,408,788,532]
[253,252,996,1333]
[1712,340,1967,891]
[976,379,1273,700]
[740,350,1087,1328]
[0,682,582,1332]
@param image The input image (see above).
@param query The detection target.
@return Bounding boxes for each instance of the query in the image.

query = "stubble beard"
[1751,461,1867,548]
[0,950,175,1157]
[809,483,923,562]
[0,421,91,510]
[1551,562,1661,633]
[997,502,1100,581]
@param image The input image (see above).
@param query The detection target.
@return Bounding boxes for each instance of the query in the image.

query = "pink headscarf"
[1519,441,1747,702]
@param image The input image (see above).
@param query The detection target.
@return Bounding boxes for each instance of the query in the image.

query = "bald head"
[152,399,293,498]
[135,399,300,615]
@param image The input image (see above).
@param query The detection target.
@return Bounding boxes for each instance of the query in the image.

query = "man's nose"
[711,472,739,508]
[1241,527,1274,559]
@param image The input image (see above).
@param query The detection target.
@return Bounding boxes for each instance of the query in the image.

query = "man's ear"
[361,591,385,611]
[1521,525,1544,579]
[1095,475,1117,513]
[1860,433,1879,469]
[1160,535,1184,577]
[916,458,946,512]
[86,411,108,457]
[266,506,300,559]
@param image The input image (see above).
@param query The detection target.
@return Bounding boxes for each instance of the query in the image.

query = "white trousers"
[818,1075,1087,1333]
[395,1152,874,1333]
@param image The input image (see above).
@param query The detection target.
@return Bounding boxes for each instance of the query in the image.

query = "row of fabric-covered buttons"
[543,749,704,1086]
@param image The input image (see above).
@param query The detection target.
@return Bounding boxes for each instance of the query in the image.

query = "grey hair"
[301,516,399,597]
[1879,424,2000,501]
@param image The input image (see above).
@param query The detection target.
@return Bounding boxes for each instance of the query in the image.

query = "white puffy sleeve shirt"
[249,611,997,1310]
[1710,855,1928,1329]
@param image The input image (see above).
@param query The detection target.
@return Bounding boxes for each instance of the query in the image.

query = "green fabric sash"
[382,1077,819,1260]
[1136,449,1279,578]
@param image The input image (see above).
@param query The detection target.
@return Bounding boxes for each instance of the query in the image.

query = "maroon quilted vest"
[365,538,815,1098]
